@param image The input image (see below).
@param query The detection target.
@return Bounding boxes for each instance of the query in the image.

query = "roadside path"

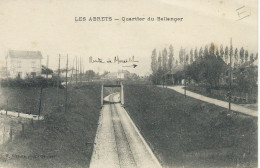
[0,110,44,120]
[89,93,162,168]
[163,86,257,117]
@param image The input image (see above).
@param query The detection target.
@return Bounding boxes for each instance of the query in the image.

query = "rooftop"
[8,50,43,59]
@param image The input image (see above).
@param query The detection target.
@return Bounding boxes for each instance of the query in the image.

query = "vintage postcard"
[0,0,258,167]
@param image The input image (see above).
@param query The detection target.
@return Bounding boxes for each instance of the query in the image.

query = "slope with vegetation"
[0,84,101,167]
[124,85,257,168]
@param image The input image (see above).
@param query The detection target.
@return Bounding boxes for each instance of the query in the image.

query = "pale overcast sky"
[0,0,257,76]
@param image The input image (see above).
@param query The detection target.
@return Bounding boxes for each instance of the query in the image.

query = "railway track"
[90,93,162,168]
[109,94,137,168]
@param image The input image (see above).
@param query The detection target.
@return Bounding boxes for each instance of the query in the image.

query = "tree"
[209,43,215,57]
[229,42,233,66]
[185,54,189,64]
[234,48,238,66]
[179,47,184,64]
[216,48,220,58]
[162,48,168,72]
[194,47,198,61]
[158,51,162,71]
[250,53,254,62]
[240,47,245,64]
[224,46,229,63]
[151,49,158,74]
[199,47,203,58]
[220,45,224,60]
[236,66,257,94]
[186,54,226,88]
[255,53,258,60]
[85,70,96,81]
[204,45,209,58]
[168,45,174,73]
[190,48,194,63]
[245,50,249,62]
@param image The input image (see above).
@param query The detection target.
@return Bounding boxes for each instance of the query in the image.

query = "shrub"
[1,77,62,88]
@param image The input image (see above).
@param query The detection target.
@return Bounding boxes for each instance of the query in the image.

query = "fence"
[0,115,37,145]
[188,85,257,104]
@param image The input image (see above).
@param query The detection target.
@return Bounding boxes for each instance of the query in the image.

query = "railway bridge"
[101,82,124,106]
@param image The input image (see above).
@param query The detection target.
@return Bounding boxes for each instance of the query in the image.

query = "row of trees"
[151,43,258,76]
[151,43,258,87]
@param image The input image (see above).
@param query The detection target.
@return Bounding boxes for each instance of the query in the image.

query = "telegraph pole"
[5,53,8,78]
[57,55,60,105]
[80,57,82,83]
[184,49,186,98]
[65,54,68,113]
[76,57,78,85]
[46,55,49,78]
[70,56,75,87]
[38,86,43,120]
[229,38,233,111]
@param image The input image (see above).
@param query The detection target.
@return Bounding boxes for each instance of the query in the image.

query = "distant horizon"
[1,39,257,77]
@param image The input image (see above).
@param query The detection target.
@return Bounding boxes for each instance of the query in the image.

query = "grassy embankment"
[124,85,257,168]
[186,85,257,107]
[0,84,101,167]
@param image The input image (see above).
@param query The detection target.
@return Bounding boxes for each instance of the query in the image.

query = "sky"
[0,0,257,76]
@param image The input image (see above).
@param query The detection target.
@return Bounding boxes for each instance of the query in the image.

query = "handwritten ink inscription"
[236,6,251,21]
[89,56,139,64]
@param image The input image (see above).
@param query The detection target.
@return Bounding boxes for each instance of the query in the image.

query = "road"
[89,93,162,168]
[164,86,258,117]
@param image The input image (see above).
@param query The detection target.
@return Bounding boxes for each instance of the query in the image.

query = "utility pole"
[65,54,68,113]
[5,53,8,79]
[184,49,186,98]
[82,66,85,82]
[46,55,49,78]
[70,56,75,89]
[76,56,78,85]
[57,55,60,105]
[38,86,43,120]
[80,57,82,83]
[229,38,233,111]
[71,56,75,84]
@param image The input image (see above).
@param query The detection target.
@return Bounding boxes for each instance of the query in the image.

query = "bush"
[1,77,62,88]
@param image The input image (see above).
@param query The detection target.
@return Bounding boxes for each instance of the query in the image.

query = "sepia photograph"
[0,0,258,167]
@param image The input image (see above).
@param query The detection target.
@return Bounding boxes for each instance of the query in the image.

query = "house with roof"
[6,50,43,79]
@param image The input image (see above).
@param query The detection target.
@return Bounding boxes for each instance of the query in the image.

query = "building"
[6,50,42,79]
[101,71,125,80]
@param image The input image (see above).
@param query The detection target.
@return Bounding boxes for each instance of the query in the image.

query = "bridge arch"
[101,82,124,106]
